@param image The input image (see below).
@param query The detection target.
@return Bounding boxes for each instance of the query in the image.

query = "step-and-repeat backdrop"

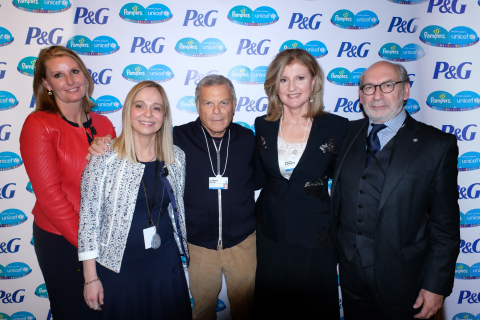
[0,0,479,319]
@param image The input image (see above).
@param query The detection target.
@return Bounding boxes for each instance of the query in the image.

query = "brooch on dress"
[319,138,338,154]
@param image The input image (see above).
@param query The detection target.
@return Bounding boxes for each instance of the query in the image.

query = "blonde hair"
[264,48,326,121]
[112,81,175,165]
[33,45,95,115]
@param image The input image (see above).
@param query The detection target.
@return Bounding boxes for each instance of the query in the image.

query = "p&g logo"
[35,283,48,298]
[17,57,36,77]
[228,6,278,26]
[0,289,25,303]
[420,25,478,48]
[25,27,63,45]
[427,0,466,14]
[67,35,119,56]
[90,96,122,114]
[460,209,480,228]
[0,62,6,79]
[0,183,16,199]
[120,3,172,24]
[183,10,217,27]
[280,40,328,58]
[0,238,20,253]
[0,92,19,111]
[331,10,379,29]
[0,209,27,227]
[176,96,197,114]
[0,262,32,279]
[122,64,174,83]
[288,13,322,30]
[130,37,164,53]
[175,38,226,57]
[237,39,270,55]
[88,69,112,85]
[433,62,471,80]
[458,152,480,171]
[0,124,11,141]
[460,238,480,254]
[0,27,14,47]
[458,289,480,303]
[387,17,419,33]
[13,0,70,13]
[427,91,480,112]
[441,124,476,141]
[236,97,267,112]
[74,7,109,24]
[228,66,267,84]
[327,68,366,86]
[337,42,370,58]
[458,183,480,200]
[333,98,362,113]
[184,70,217,85]
[378,43,425,62]
[0,152,22,171]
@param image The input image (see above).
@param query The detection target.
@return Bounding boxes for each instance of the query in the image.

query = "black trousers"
[253,230,340,320]
[33,222,86,320]
[339,248,431,320]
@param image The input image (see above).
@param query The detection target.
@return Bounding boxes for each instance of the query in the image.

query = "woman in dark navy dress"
[78,81,191,319]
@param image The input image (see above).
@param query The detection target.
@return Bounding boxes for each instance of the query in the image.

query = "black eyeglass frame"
[360,81,405,95]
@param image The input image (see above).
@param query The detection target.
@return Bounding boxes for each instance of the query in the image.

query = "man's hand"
[413,289,444,319]
[86,135,112,161]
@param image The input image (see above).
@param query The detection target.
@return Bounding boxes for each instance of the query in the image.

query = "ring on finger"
[93,302,99,310]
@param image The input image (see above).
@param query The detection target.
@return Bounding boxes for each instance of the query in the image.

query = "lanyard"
[201,126,230,177]
[139,158,159,226]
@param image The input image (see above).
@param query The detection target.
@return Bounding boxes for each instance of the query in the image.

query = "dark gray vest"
[338,128,395,267]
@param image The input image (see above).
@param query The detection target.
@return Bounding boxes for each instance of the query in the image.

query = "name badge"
[143,226,156,249]
[209,175,228,189]
[285,160,297,172]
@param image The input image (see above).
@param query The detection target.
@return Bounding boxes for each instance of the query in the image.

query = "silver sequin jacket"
[78,145,188,273]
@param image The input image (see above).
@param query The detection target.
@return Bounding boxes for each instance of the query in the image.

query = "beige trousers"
[188,232,256,320]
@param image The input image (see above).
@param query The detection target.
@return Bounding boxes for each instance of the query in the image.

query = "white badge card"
[143,226,156,249]
[284,160,297,172]
[209,176,228,189]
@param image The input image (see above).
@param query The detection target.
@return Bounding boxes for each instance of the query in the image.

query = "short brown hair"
[33,46,95,115]
[264,49,325,121]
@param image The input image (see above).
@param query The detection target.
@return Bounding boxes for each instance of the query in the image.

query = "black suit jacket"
[331,113,460,304]
[253,113,348,249]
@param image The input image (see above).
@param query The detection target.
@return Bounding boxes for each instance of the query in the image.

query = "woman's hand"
[84,279,104,310]
[86,135,113,160]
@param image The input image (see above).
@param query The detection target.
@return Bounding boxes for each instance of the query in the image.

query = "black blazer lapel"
[294,116,331,170]
[260,119,282,178]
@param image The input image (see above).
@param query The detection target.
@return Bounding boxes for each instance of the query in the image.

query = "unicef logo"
[475,98,480,104]
[122,64,174,83]
[110,43,117,49]
[0,27,14,47]
[420,25,479,48]
[0,91,19,111]
[67,35,119,56]
[461,209,480,228]
[331,10,379,29]
[405,98,420,115]
[228,6,279,26]
[175,37,226,57]
[0,311,37,320]
[458,152,480,171]
[0,151,23,171]
[228,65,267,84]
[9,98,15,104]
[120,3,173,24]
[427,91,480,112]
[0,262,32,279]
[280,40,328,59]
[13,0,71,13]
[90,95,123,114]
[327,68,366,86]
[17,214,24,219]
[0,209,28,227]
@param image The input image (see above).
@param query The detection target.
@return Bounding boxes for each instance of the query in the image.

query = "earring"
[310,95,314,103]
[48,90,53,96]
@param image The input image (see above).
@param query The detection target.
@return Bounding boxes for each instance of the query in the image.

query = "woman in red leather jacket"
[19,46,116,319]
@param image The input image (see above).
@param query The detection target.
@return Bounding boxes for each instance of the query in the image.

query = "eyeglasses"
[360,81,404,95]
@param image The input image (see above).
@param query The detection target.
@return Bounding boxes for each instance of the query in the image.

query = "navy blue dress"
[83,161,192,319]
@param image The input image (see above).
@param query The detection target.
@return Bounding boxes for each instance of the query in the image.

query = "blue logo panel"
[452,313,476,320]
[455,263,472,279]
[228,6,278,26]
[149,64,174,83]
[461,209,480,228]
[145,4,172,22]
[405,98,420,114]
[235,122,255,134]
[472,262,480,278]
[68,35,119,56]
[420,25,478,48]
[91,95,122,114]
[11,312,36,320]
[327,68,365,86]
[0,91,19,111]
[251,66,267,84]
[331,10,378,29]
[455,91,480,111]
[35,283,48,298]
[229,66,251,84]
[305,41,328,58]
[379,43,424,62]
[200,38,226,57]
[0,262,32,279]
[13,0,71,13]
[122,64,174,83]
[458,152,480,171]
[0,152,23,171]
[0,27,14,47]
[386,0,428,4]
[17,56,37,76]
[122,64,148,82]
[0,209,27,228]
[426,91,455,111]
[176,96,197,114]
[26,181,34,194]
[120,3,172,23]
[280,40,305,50]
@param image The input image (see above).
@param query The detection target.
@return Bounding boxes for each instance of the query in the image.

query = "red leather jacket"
[20,111,116,247]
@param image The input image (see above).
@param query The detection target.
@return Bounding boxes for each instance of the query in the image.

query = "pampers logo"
[228,6,278,26]
[122,64,174,83]
[0,27,14,47]
[235,122,255,134]
[175,38,226,57]
[176,96,197,114]
[327,68,366,86]
[90,96,122,114]
[13,0,70,13]
[455,262,480,279]
[17,56,36,76]
[387,0,428,3]
[0,209,27,227]
[331,10,379,29]
[451,313,476,320]
[0,262,32,279]
[420,25,478,48]
[120,3,172,24]
[0,91,19,111]
[378,43,425,62]
[67,35,119,56]
[280,40,328,58]
[458,152,480,171]
[26,181,34,194]
[228,66,267,84]
[0,311,36,320]
[427,91,480,111]
[461,209,480,228]
[35,283,48,298]
[405,98,420,114]
[0,152,23,171]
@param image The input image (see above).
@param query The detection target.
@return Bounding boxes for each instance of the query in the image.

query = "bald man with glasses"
[331,61,460,319]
